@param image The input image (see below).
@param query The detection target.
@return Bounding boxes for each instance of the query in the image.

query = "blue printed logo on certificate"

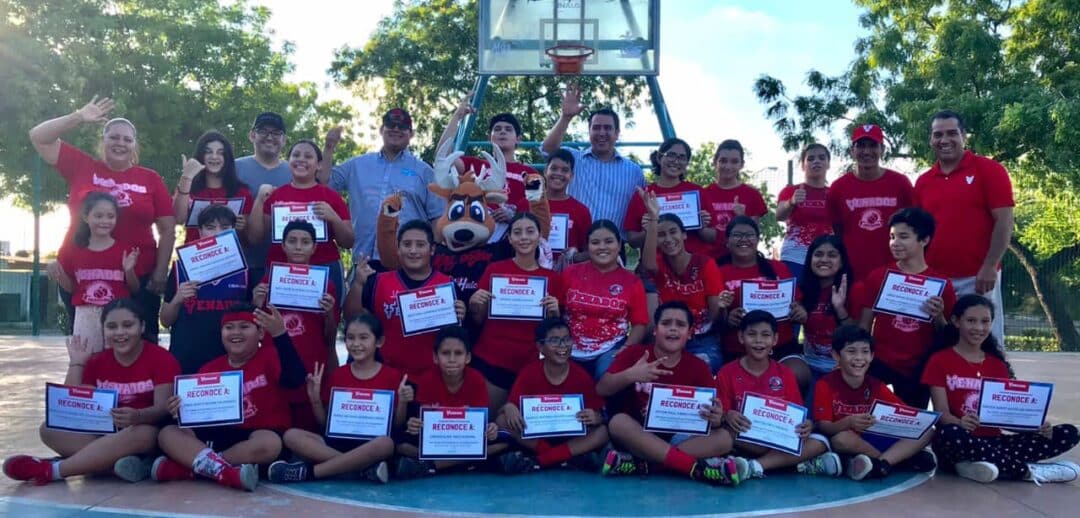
[419,406,488,461]
[176,229,248,286]
[326,388,395,440]
[45,383,118,435]
[978,378,1053,431]
[174,371,244,428]
[268,262,329,312]
[738,393,807,456]
[520,394,586,439]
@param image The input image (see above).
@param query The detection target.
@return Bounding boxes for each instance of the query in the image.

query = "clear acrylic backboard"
[478,0,660,76]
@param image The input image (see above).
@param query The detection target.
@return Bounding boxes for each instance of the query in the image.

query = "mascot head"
[429,141,509,252]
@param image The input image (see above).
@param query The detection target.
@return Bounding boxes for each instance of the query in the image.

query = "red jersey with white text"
[625,181,710,254]
[182,186,254,245]
[508,360,604,412]
[59,240,135,306]
[812,371,902,426]
[371,270,455,377]
[826,170,913,280]
[715,358,802,413]
[414,367,490,408]
[607,344,714,420]
[801,288,854,373]
[921,348,1011,437]
[199,343,290,432]
[777,183,831,264]
[473,260,564,373]
[651,253,725,336]
[716,260,797,357]
[264,183,350,266]
[320,363,404,407]
[82,342,180,410]
[701,183,768,258]
[560,262,649,359]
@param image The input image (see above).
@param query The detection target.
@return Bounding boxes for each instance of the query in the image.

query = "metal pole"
[646,76,676,139]
[787,159,794,186]
[31,157,42,336]
[455,75,490,151]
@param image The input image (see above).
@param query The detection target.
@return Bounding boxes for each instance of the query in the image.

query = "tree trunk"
[1008,239,1080,352]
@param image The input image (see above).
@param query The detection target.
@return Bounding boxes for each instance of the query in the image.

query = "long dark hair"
[190,131,245,197]
[100,298,145,326]
[798,235,853,320]
[74,192,120,248]
[717,216,777,279]
[650,137,692,180]
[935,294,1012,375]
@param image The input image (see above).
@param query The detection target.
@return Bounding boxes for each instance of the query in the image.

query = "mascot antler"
[432,138,464,189]
[476,145,508,194]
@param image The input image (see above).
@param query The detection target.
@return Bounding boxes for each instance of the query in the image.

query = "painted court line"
[0,496,229,518]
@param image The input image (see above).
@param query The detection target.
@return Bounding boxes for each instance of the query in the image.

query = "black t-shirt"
[165,266,250,374]
[430,241,512,303]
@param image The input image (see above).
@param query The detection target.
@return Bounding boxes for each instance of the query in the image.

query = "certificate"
[738,393,807,456]
[186,198,245,226]
[548,214,569,251]
[268,262,329,312]
[326,388,395,440]
[271,203,328,243]
[978,378,1053,431]
[176,229,248,285]
[741,278,796,320]
[520,394,586,439]
[865,400,939,440]
[45,383,117,435]
[657,191,702,230]
[489,275,546,320]
[872,271,946,322]
[399,283,458,336]
[644,384,715,435]
[174,371,244,428]
[419,407,488,460]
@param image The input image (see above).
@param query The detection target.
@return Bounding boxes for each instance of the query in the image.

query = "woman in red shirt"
[29,97,176,340]
[3,299,180,485]
[469,212,563,413]
[173,131,254,245]
[624,138,714,254]
[776,143,832,279]
[701,140,768,259]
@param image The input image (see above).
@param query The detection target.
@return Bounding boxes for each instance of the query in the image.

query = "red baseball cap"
[851,123,884,144]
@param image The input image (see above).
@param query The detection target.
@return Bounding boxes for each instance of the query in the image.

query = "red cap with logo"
[851,123,884,144]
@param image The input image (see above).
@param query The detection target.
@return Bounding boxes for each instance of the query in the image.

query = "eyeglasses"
[541,337,574,348]
[661,152,689,163]
[384,123,411,131]
[730,232,758,241]
[255,129,284,138]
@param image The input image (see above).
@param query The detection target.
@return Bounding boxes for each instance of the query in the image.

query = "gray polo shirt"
[235,155,292,269]
[330,148,444,261]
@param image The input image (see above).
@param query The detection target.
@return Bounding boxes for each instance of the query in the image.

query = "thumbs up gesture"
[732,195,746,216]
[397,374,414,403]
[793,185,807,205]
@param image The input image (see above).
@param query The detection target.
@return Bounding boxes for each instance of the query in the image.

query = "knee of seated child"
[606,413,639,435]
[282,427,313,448]
[248,430,283,461]
[368,435,395,455]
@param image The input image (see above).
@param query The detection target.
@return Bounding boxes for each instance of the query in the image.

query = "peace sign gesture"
[624,351,673,383]
[306,361,325,404]
[76,96,116,124]
[352,253,376,288]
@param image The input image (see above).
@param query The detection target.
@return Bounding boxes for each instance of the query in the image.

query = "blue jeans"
[685,333,723,375]
[575,339,627,380]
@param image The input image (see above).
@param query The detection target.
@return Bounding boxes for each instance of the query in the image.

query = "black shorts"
[470,355,516,391]
[324,435,370,452]
[195,427,258,451]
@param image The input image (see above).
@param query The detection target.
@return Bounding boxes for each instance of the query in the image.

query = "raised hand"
[254,305,286,337]
[76,96,115,124]
[560,84,585,118]
[67,335,93,365]
[121,247,140,272]
[792,185,807,205]
[353,254,376,287]
[180,154,205,181]
[172,281,198,304]
[397,375,414,403]
[717,290,735,309]
[306,361,325,403]
[324,125,344,151]
[624,352,674,384]
[380,192,404,217]
[831,274,848,309]
[452,92,476,119]
[732,196,746,216]
[478,145,508,192]
[256,183,275,202]
[234,215,247,232]
[638,187,659,217]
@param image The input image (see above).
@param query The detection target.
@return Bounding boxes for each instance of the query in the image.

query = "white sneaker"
[848,454,873,481]
[1025,461,1080,485]
[797,452,842,477]
[956,461,999,483]
[747,459,765,479]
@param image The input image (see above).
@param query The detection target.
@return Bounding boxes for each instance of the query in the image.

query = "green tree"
[753,0,1080,350]
[329,0,649,161]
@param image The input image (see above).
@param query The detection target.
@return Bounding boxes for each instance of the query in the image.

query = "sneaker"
[565,451,604,472]
[499,451,540,475]
[268,461,312,483]
[218,464,258,492]
[955,461,999,483]
[730,456,751,482]
[2,455,52,485]
[362,460,390,484]
[395,457,436,480]
[904,449,937,474]
[797,452,842,477]
[690,457,739,486]
[113,455,153,483]
[747,459,766,479]
[1025,461,1080,485]
[150,456,194,482]
[848,454,873,481]
[600,450,648,477]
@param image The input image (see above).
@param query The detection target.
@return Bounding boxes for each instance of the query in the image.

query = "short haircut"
[654,300,694,329]
[197,204,237,229]
[714,139,745,162]
[343,313,384,340]
[889,207,936,242]
[433,325,472,353]
[283,220,317,243]
[831,324,874,352]
[489,113,522,136]
[930,110,965,134]
[534,317,570,342]
[545,148,576,170]
[397,219,435,244]
[588,107,620,130]
[739,310,777,332]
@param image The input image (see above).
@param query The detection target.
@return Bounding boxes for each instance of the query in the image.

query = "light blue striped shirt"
[561,147,645,232]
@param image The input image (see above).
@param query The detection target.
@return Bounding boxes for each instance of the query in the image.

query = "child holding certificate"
[854,208,955,408]
[716,310,841,479]
[173,131,254,246]
[543,150,591,266]
[395,326,503,479]
[151,303,306,491]
[51,192,141,353]
[253,220,339,432]
[470,212,563,413]
[716,216,806,362]
[599,302,744,486]
[163,205,250,374]
[624,138,714,255]
[4,299,180,485]
[923,295,1079,484]
[270,315,410,484]
[497,318,608,473]
[813,325,936,481]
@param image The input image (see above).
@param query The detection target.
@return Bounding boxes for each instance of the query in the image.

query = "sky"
[2,0,869,254]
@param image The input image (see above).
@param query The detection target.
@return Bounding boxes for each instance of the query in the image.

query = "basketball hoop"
[545,44,595,75]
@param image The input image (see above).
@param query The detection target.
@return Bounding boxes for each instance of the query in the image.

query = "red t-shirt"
[200,343,290,432]
[258,272,339,402]
[715,358,803,413]
[777,183,831,264]
[320,363,404,407]
[182,186,255,245]
[263,183,351,266]
[508,360,604,412]
[915,151,1015,278]
[548,196,592,259]
[82,342,180,410]
[811,371,902,427]
[854,265,956,376]
[473,260,564,373]
[801,288,855,372]
[625,181,710,255]
[461,156,532,213]
[606,344,714,420]
[561,262,649,359]
[55,143,173,275]
[58,240,134,306]
[651,253,725,336]
[826,170,914,280]
[921,347,1011,437]
[370,270,455,377]
[701,183,768,258]
[716,260,797,357]
[414,367,490,408]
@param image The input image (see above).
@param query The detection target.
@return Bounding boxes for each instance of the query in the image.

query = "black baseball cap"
[252,112,286,132]
[382,108,413,130]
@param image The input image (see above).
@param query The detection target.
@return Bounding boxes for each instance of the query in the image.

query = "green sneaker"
[797,452,842,477]
[601,450,647,477]
[691,456,740,486]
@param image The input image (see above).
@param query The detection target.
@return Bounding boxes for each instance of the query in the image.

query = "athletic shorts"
[862,432,900,453]
[324,435,370,452]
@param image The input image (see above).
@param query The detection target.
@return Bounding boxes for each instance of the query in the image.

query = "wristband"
[176,189,190,195]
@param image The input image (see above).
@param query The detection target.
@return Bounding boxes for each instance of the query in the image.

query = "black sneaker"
[395,457,436,480]
[268,461,313,483]
[499,451,540,474]
[691,456,740,487]
[600,450,648,477]
[902,449,937,473]
[361,460,390,484]
[565,451,605,472]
